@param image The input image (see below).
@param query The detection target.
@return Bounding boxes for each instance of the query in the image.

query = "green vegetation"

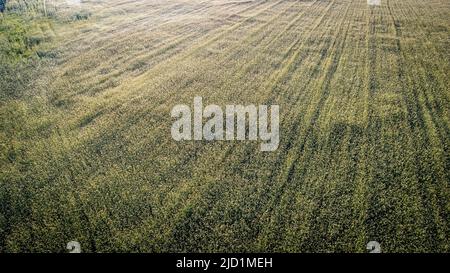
[0,15,48,61]
[0,0,449,253]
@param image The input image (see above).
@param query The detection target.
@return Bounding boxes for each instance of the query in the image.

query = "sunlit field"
[0,0,449,252]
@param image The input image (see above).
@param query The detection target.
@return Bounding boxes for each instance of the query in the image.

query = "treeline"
[1,0,57,16]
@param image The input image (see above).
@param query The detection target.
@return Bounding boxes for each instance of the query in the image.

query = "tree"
[0,0,7,13]
[42,0,47,16]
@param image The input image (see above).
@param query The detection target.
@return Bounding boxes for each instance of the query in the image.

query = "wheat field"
[0,0,449,252]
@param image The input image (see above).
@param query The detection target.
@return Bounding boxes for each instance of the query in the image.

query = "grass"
[0,0,449,253]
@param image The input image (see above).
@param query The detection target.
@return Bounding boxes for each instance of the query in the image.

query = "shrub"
[71,10,91,21]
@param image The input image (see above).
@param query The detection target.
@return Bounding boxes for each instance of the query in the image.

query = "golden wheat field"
[0,0,449,253]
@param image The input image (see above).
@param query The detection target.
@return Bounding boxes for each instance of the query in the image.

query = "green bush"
[0,15,33,60]
[71,10,91,21]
